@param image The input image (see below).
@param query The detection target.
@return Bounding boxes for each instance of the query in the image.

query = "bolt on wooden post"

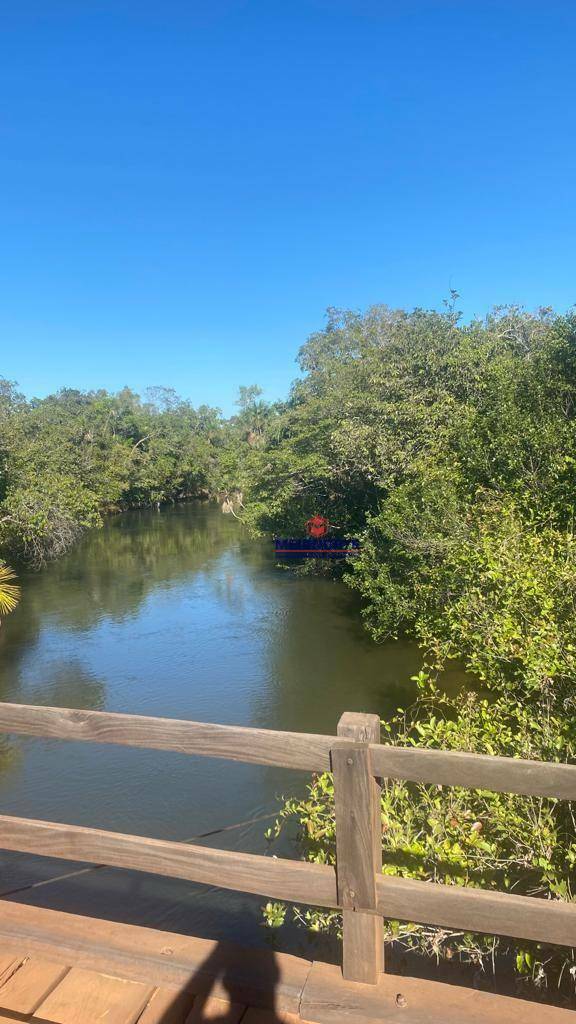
[332,711,384,984]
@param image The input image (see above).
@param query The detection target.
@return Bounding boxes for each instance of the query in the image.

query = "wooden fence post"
[332,711,383,984]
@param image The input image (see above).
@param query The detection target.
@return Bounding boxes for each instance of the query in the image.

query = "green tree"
[245,303,576,993]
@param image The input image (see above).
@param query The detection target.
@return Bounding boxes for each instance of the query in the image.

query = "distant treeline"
[0,383,227,564]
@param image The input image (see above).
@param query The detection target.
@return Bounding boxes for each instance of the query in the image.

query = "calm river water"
[0,503,464,957]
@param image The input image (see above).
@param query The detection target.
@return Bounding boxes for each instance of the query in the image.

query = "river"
[0,503,465,958]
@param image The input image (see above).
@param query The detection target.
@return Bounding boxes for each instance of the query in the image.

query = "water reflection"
[14,505,241,632]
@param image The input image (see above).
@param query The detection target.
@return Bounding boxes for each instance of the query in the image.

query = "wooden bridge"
[0,701,574,1022]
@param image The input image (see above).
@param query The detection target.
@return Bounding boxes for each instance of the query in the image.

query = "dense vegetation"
[232,301,576,997]
[2,300,575,994]
[0,382,225,565]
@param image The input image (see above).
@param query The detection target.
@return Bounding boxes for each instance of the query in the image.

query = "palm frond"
[0,562,20,616]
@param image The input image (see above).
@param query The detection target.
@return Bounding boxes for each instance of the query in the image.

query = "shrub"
[0,475,101,565]
[266,683,576,996]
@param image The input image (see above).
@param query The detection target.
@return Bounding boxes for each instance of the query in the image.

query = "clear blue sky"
[1,1,575,414]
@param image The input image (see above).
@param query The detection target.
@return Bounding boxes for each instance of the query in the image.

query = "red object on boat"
[305,515,329,538]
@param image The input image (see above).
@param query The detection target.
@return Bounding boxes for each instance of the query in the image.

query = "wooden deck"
[0,901,573,1023]
[0,954,302,1023]
[0,952,304,1024]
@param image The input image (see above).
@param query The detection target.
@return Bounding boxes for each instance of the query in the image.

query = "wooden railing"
[0,701,574,986]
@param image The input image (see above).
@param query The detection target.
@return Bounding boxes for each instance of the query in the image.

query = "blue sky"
[1,1,575,414]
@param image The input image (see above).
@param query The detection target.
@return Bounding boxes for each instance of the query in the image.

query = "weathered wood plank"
[333,743,377,911]
[0,702,333,772]
[334,712,383,984]
[301,960,574,1024]
[376,873,576,947]
[0,1011,30,1023]
[0,902,311,1014]
[370,743,576,799]
[137,988,194,1023]
[0,814,338,908]
[185,995,245,1022]
[0,952,22,987]
[241,1010,309,1024]
[35,967,153,1024]
[0,956,67,1013]
[0,702,574,798]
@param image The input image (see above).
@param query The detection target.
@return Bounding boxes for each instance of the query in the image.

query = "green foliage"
[414,503,576,706]
[243,301,576,993]
[0,383,226,565]
[0,560,20,617]
[268,684,576,994]
[1,475,101,563]
[261,901,287,928]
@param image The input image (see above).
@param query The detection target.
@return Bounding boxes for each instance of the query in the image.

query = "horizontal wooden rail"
[0,702,334,772]
[0,814,338,908]
[0,702,575,799]
[375,875,576,948]
[0,814,574,949]
[369,745,576,800]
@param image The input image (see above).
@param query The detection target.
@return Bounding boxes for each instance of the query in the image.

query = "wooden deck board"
[137,988,194,1023]
[34,966,153,1024]
[241,1010,309,1023]
[0,951,22,986]
[301,960,575,1024]
[185,994,245,1022]
[0,956,67,1013]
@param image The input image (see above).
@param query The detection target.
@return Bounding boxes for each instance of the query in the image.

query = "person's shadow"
[168,939,288,1023]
